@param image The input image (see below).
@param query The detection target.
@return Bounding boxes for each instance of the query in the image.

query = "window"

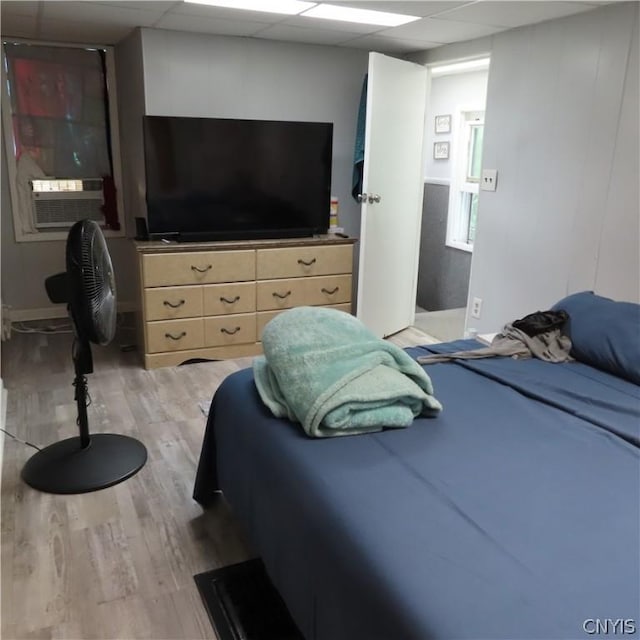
[1,40,124,242]
[446,110,484,252]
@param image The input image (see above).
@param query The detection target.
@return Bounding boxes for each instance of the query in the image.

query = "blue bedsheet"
[194,343,640,640]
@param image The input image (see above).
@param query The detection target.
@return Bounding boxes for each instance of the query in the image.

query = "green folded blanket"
[253,307,442,437]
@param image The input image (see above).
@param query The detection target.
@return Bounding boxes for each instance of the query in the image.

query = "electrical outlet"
[471,297,482,319]
[481,169,498,191]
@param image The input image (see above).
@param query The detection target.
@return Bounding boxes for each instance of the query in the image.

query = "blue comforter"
[194,340,640,640]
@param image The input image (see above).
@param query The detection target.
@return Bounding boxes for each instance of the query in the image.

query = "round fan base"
[22,434,147,494]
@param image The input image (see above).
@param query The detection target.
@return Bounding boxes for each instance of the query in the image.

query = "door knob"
[368,194,381,204]
[357,192,368,203]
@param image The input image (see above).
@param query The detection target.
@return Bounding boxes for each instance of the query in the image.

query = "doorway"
[414,57,490,342]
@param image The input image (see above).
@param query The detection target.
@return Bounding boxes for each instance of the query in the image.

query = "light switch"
[481,169,498,191]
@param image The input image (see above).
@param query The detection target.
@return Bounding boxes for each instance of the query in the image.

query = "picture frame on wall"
[435,114,451,134]
[434,141,449,160]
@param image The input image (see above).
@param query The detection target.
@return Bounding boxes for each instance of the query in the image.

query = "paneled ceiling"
[1,1,617,54]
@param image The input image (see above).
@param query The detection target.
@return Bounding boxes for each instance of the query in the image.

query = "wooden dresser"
[134,236,356,368]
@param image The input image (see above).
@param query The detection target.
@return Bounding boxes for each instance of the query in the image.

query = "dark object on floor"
[194,559,304,640]
[179,357,219,365]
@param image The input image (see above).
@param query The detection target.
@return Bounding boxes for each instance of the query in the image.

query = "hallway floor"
[413,307,466,343]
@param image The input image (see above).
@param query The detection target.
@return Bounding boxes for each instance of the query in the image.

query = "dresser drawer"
[256,244,353,280]
[144,286,203,321]
[146,318,204,353]
[257,275,352,311]
[204,313,256,347]
[257,303,352,339]
[203,282,256,316]
[142,250,255,287]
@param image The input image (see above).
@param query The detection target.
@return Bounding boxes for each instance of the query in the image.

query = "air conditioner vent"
[31,183,104,229]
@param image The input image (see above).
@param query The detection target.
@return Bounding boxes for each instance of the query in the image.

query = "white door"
[356,53,428,337]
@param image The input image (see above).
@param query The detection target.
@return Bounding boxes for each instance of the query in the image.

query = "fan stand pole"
[74,371,91,450]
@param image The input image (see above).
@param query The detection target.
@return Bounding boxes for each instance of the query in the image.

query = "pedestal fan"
[22,220,147,494]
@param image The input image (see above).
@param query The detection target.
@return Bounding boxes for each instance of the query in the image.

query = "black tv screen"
[142,115,333,241]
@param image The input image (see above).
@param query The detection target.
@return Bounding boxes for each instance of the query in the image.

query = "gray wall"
[0,138,136,315]
[5,4,637,329]
[0,32,146,316]
[114,28,147,240]
[138,28,368,241]
[0,29,368,316]
[416,182,472,311]
[423,69,488,181]
[410,2,640,333]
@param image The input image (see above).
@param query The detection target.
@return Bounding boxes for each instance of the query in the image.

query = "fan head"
[66,220,117,346]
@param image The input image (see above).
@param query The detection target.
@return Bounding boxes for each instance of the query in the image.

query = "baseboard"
[9,301,136,323]
[10,307,68,322]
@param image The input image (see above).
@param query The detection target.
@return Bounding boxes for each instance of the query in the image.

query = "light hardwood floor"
[1,323,437,640]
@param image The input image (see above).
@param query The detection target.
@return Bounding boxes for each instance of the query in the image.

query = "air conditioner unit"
[31,179,104,229]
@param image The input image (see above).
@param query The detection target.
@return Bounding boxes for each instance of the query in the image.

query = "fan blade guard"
[66,220,117,345]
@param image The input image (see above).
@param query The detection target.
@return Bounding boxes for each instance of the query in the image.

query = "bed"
[193,292,640,640]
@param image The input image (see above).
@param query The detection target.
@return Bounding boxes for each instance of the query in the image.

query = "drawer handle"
[322,287,339,295]
[191,264,212,273]
[272,291,292,300]
[220,326,241,335]
[165,331,186,341]
[163,299,185,309]
[297,258,317,266]
[220,295,240,304]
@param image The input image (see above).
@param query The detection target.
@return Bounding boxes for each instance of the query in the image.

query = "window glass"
[467,124,484,182]
[4,42,112,179]
[468,192,478,243]
[446,110,485,251]
[2,41,121,238]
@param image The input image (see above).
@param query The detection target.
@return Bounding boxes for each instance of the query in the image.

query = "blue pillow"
[552,291,640,385]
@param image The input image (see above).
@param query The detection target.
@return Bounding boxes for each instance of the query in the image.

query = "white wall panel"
[464,26,533,327]
[465,3,638,332]
[594,14,640,301]
[565,6,635,294]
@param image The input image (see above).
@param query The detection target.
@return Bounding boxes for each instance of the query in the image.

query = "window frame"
[1,38,126,243]
[445,107,485,253]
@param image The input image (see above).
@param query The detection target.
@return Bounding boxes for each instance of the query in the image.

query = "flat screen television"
[142,115,333,242]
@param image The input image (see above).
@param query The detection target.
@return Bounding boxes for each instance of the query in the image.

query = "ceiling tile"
[36,18,135,44]
[1,1,40,18]
[382,16,505,43]
[255,23,362,46]
[283,13,385,34]
[342,33,441,54]
[155,12,269,37]
[170,3,289,24]
[434,1,597,28]
[0,0,609,52]
[89,1,177,11]
[1,14,38,39]
[41,1,167,27]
